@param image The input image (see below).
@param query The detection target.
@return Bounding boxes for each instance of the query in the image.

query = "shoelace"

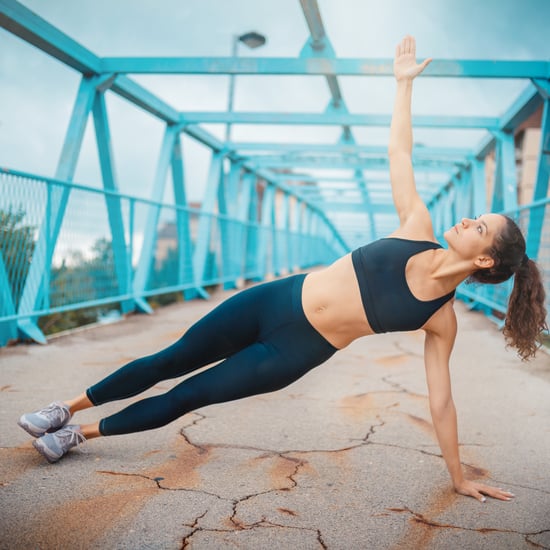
[58,427,88,455]
[40,402,69,424]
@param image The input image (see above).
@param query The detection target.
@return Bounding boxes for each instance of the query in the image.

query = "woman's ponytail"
[503,258,547,360]
[470,215,548,360]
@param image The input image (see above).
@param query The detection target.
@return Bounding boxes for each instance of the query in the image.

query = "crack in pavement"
[380,375,427,399]
[388,506,550,549]
[180,511,327,550]
[98,416,385,549]
[392,339,424,359]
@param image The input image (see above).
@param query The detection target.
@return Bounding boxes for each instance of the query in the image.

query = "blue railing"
[0,168,344,344]
[456,197,550,332]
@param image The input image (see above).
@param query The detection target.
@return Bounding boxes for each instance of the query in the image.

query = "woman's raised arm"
[388,36,432,230]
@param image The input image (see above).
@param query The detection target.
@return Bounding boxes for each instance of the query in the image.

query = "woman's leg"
[85,281,272,407]
[20,283,270,438]
[99,273,337,436]
[99,334,335,436]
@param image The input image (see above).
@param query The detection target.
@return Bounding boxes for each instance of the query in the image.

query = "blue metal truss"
[0,0,548,345]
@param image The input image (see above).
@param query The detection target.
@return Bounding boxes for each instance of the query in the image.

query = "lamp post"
[225,31,267,143]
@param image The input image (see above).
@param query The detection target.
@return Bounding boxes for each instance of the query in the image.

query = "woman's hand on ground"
[454,479,515,502]
[393,35,432,81]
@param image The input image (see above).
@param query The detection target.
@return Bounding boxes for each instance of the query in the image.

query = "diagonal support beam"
[132,124,180,312]
[16,75,98,342]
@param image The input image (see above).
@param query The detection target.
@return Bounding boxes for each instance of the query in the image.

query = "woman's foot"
[18,401,72,437]
[32,425,86,463]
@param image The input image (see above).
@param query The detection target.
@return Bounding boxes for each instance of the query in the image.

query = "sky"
[1,0,549,210]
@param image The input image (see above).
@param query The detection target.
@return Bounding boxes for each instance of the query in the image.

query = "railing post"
[0,253,17,345]
[170,133,195,299]
[192,152,225,295]
[219,161,242,289]
[257,184,275,280]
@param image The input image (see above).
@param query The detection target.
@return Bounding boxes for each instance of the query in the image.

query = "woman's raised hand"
[393,35,432,81]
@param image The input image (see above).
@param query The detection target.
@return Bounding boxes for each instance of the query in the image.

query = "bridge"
[0,0,549,345]
[1,2,550,548]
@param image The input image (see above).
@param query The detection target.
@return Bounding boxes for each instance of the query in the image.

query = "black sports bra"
[351,237,455,333]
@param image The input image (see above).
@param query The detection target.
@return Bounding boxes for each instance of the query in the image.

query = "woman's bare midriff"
[301,254,375,349]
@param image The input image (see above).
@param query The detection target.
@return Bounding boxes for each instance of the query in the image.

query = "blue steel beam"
[180,111,499,129]
[0,0,454,248]
[471,158,487,215]
[0,0,101,73]
[170,133,195,297]
[97,57,550,79]
[298,0,374,236]
[0,253,17,345]
[92,91,132,313]
[16,75,98,343]
[249,154,461,167]
[193,152,225,293]
[132,124,180,312]
[526,84,550,259]
[257,185,276,279]
[228,142,473,157]
[491,131,518,212]
[312,203,397,213]
[248,158,457,171]
[475,84,542,159]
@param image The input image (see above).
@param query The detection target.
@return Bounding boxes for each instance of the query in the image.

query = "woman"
[19,37,547,503]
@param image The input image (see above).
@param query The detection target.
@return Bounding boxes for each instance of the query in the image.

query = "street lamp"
[226,31,267,142]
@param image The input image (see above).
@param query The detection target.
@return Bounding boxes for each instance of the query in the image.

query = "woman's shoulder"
[387,229,438,244]
[423,300,457,338]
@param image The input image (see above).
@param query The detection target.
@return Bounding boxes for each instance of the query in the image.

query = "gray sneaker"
[18,401,71,437]
[32,425,86,463]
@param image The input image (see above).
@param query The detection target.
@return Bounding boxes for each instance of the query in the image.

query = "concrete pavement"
[1,285,549,549]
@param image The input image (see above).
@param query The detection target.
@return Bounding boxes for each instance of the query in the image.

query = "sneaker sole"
[32,439,61,463]
[17,418,45,438]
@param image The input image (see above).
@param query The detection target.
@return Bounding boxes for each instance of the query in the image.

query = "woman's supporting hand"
[393,35,432,81]
[454,479,515,502]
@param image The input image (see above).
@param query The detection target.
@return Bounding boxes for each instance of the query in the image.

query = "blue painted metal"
[133,125,177,312]
[0,253,18,345]
[257,184,276,279]
[1,0,548,345]
[96,57,550,79]
[491,131,518,212]
[192,152,225,292]
[526,85,550,259]
[471,158,487,215]
[170,133,195,299]
[1,167,344,336]
[0,0,101,73]
[228,142,472,158]
[16,75,98,343]
[179,111,499,129]
[92,91,132,314]
[220,162,243,289]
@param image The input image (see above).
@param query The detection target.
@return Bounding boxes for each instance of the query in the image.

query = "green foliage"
[0,208,36,305]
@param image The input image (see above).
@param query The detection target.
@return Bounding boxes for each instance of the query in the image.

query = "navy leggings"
[86,274,338,436]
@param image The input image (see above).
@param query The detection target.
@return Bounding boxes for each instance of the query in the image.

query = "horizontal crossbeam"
[227,142,473,157]
[99,57,550,78]
[181,112,498,129]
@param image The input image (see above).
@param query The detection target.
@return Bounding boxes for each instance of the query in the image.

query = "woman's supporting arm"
[424,313,515,502]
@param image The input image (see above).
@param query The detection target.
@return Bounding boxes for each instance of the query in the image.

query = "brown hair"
[469,215,548,360]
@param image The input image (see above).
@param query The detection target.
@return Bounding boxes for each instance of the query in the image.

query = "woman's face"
[444,213,506,266]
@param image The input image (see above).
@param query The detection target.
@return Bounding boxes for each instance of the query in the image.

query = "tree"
[0,208,35,307]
